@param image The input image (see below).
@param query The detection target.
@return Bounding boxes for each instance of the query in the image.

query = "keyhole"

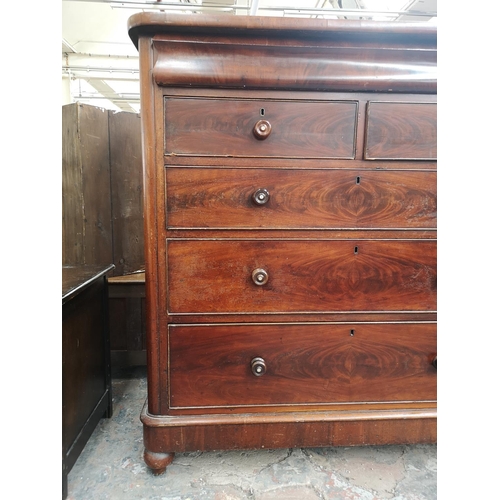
[354,246,358,254]
[260,108,265,116]
[356,176,361,185]
[350,329,355,337]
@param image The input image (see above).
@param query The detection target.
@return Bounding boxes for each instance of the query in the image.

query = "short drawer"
[364,102,437,160]
[166,239,436,314]
[166,167,437,229]
[168,323,437,409]
[164,97,357,159]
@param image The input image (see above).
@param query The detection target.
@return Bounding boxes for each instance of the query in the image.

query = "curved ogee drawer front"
[166,239,436,314]
[365,102,437,160]
[166,167,437,229]
[168,323,437,409]
[164,97,357,159]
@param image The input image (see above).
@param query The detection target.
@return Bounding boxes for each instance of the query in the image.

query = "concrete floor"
[66,366,437,500]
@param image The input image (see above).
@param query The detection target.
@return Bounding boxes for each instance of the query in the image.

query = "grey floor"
[66,366,437,500]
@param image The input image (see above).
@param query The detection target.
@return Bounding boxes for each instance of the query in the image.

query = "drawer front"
[166,168,437,229]
[164,97,357,159]
[167,240,436,314]
[169,323,437,409]
[364,102,437,160]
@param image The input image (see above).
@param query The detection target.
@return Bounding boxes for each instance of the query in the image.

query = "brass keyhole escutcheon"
[253,119,272,140]
[251,357,267,376]
[252,268,269,286]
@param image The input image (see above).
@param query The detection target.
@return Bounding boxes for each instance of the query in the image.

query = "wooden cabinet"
[128,13,437,474]
[62,264,114,498]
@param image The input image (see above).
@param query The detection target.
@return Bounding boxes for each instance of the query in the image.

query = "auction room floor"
[66,366,437,500]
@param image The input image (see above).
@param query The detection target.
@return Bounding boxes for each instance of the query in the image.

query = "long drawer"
[168,323,437,409]
[164,97,357,158]
[166,239,436,314]
[166,167,437,229]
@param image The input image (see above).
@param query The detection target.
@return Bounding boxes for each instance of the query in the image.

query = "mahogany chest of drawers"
[128,13,437,474]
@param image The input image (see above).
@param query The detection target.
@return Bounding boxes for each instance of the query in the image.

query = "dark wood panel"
[109,296,145,351]
[167,239,436,314]
[62,103,113,267]
[164,97,357,158]
[111,350,147,371]
[365,102,437,160]
[166,168,437,229]
[62,104,83,265]
[108,277,146,353]
[169,323,436,409]
[79,105,113,265]
[62,277,108,441]
[108,297,128,351]
[108,110,145,275]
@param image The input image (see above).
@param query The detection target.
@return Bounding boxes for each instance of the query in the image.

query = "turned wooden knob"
[253,119,272,140]
[252,268,268,285]
[252,188,270,205]
[251,357,267,376]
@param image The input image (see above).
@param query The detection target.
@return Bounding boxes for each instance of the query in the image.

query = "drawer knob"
[253,119,272,140]
[252,268,269,286]
[252,188,270,205]
[251,357,267,376]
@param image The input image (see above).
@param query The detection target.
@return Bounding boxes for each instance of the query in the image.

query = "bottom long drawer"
[168,323,436,410]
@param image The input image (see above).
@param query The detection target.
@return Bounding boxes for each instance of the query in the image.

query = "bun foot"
[143,449,174,475]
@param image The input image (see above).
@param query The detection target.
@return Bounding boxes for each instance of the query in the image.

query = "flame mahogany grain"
[166,168,437,229]
[167,239,436,314]
[164,97,357,158]
[169,323,436,409]
[365,102,437,160]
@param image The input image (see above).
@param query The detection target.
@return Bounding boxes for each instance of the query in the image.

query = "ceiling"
[62,0,437,114]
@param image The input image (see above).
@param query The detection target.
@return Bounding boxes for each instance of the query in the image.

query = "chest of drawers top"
[128,13,436,94]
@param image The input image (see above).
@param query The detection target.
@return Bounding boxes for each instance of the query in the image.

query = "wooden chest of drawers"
[128,13,437,474]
